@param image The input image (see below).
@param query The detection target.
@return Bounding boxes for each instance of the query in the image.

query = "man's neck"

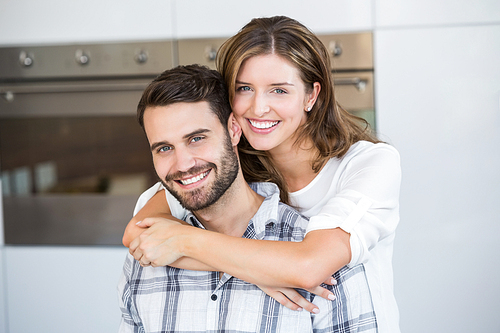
[193,174,264,237]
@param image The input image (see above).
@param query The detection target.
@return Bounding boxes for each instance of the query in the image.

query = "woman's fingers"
[257,285,319,313]
[304,284,336,301]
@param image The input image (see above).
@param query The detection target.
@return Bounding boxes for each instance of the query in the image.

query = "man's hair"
[137,65,232,129]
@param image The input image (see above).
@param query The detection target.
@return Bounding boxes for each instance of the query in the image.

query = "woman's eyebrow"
[235,80,294,86]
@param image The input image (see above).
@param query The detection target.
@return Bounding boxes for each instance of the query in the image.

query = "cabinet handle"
[333,77,367,92]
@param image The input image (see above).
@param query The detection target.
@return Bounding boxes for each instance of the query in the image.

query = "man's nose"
[173,148,196,173]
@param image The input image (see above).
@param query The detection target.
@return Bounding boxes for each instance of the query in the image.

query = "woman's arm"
[185,227,351,289]
[122,190,173,247]
[131,219,350,290]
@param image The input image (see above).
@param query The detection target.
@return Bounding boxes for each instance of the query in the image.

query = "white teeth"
[249,119,279,129]
[179,171,209,185]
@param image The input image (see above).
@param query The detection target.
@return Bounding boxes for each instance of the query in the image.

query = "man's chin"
[164,186,211,211]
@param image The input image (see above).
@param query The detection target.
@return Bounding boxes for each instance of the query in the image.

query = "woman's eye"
[273,88,286,94]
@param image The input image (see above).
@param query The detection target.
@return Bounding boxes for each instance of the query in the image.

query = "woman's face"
[232,54,319,154]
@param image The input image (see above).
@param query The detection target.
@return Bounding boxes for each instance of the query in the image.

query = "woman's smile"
[247,118,281,131]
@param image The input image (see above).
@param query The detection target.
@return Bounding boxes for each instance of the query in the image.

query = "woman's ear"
[306,82,321,110]
[227,113,242,146]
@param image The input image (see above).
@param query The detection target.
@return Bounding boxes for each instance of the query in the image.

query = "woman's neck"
[269,138,322,193]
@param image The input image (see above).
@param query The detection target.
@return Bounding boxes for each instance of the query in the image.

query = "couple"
[119,16,401,333]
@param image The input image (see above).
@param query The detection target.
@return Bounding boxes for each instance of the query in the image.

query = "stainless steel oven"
[0,33,374,246]
[0,41,174,245]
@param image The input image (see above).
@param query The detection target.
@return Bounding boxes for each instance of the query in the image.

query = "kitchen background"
[0,0,499,332]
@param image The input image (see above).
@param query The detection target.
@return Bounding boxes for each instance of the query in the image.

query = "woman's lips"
[247,119,280,132]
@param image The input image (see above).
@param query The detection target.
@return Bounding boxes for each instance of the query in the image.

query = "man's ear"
[227,113,242,146]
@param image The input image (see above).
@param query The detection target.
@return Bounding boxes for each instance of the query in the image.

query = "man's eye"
[158,146,172,153]
[236,86,251,92]
[191,136,203,143]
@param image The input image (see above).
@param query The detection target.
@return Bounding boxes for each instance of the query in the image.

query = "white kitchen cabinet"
[375,25,500,333]
[0,0,175,45]
[0,248,6,333]
[375,0,500,27]
[4,246,128,333]
[173,0,373,38]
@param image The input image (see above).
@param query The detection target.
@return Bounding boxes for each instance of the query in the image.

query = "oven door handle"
[0,81,149,96]
[333,77,368,92]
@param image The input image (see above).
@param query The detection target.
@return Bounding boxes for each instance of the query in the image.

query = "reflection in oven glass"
[0,116,157,245]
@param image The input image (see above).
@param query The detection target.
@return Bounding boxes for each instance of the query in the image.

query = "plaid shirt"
[118,182,377,333]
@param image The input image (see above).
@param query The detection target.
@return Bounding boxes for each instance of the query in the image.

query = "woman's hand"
[129,217,190,267]
[122,189,173,248]
[257,277,337,313]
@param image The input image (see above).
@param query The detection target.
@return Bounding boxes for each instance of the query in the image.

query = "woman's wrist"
[175,224,203,259]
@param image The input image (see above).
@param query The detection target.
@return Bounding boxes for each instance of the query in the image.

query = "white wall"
[1,1,499,332]
[373,2,500,332]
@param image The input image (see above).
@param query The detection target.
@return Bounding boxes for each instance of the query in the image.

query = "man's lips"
[248,119,280,129]
[176,170,210,186]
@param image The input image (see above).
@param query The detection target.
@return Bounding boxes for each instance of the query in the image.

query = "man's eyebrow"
[183,128,211,140]
[150,128,212,152]
[150,141,169,152]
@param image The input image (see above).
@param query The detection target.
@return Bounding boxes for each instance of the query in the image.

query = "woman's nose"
[253,94,271,117]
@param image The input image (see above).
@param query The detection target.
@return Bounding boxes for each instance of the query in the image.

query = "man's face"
[143,101,239,211]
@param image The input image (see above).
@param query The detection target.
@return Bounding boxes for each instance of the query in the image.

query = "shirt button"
[211,294,217,301]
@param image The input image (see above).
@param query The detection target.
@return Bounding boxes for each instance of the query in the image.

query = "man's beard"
[160,136,239,212]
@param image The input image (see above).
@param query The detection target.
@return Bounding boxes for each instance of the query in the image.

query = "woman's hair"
[217,16,381,204]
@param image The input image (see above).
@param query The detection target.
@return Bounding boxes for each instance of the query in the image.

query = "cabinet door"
[375,25,500,333]
[5,246,128,333]
[174,0,373,38]
[0,0,175,45]
[375,0,500,27]
[0,248,6,333]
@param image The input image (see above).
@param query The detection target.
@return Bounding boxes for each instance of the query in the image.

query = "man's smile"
[176,169,211,186]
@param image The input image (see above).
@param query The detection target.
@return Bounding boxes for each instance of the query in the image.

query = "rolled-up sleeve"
[306,144,401,267]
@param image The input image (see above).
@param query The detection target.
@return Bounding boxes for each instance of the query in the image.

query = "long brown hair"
[217,16,380,204]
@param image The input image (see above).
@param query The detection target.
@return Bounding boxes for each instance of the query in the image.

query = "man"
[118,65,377,332]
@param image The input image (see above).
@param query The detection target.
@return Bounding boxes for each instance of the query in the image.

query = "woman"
[124,16,401,332]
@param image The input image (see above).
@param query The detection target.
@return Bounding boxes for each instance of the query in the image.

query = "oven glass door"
[0,81,156,245]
